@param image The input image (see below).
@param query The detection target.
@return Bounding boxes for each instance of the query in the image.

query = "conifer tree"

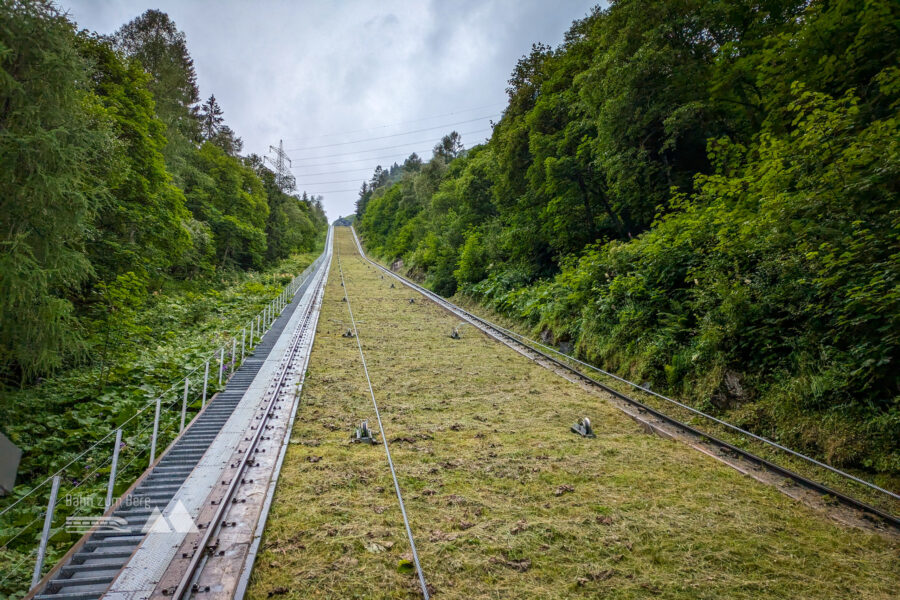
[199,94,224,140]
[0,1,115,382]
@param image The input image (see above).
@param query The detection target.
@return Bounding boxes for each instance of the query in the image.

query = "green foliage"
[183,142,269,270]
[0,1,114,382]
[0,4,327,382]
[357,0,900,474]
[0,249,322,600]
[78,35,192,283]
[112,9,200,159]
[0,5,329,594]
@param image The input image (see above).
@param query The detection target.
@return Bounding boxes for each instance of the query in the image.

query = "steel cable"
[336,249,430,599]
[349,227,900,507]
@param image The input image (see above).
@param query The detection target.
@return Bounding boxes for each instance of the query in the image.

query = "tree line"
[356,0,899,475]
[0,2,327,385]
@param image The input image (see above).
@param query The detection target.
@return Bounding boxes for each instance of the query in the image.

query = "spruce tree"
[0,1,115,383]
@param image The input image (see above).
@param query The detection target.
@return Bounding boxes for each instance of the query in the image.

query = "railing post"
[180,378,189,432]
[241,328,246,362]
[31,475,60,588]
[218,347,225,385]
[105,429,122,509]
[201,360,209,407]
[250,319,254,347]
[149,397,161,465]
[231,338,236,374]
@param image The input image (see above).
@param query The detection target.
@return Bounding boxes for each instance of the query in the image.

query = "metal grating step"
[31,257,325,600]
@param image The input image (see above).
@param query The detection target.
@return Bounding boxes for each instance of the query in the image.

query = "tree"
[113,9,199,133]
[356,181,371,217]
[403,152,423,172]
[197,94,243,155]
[113,10,200,182]
[432,131,464,162]
[212,125,243,156]
[182,143,268,270]
[0,1,116,383]
[198,94,224,140]
[78,35,192,283]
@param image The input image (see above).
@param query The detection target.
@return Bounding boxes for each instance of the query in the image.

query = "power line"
[284,115,498,151]
[290,127,492,169]
[291,153,425,169]
[290,128,492,161]
[293,166,377,177]
[295,188,360,195]
[296,177,373,186]
[283,101,505,140]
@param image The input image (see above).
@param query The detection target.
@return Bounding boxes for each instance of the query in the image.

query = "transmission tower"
[265,139,295,192]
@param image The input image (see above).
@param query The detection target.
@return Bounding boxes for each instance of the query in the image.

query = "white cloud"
[60,0,601,219]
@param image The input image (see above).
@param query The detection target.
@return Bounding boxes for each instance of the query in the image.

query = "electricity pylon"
[265,139,295,192]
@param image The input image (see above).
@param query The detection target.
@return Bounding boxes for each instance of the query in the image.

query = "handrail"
[0,243,330,594]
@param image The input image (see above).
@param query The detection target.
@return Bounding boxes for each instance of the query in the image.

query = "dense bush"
[357,0,900,474]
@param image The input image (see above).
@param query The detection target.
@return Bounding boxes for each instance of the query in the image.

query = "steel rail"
[349,227,900,530]
[167,260,328,600]
[337,249,430,599]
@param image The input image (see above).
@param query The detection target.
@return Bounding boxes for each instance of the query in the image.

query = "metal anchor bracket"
[352,420,377,445]
[571,417,596,438]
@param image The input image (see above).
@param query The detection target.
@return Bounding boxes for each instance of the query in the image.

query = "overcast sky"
[60,0,601,219]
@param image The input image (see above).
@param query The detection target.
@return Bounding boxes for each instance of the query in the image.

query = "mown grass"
[247,228,898,599]
[443,294,900,519]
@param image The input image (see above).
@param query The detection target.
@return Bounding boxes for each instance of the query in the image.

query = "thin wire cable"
[296,177,376,186]
[495,326,900,500]
[349,227,900,502]
[290,128,491,160]
[0,261,324,594]
[296,188,361,195]
[285,115,498,151]
[337,250,429,599]
[283,102,505,140]
[291,152,433,169]
[293,166,401,177]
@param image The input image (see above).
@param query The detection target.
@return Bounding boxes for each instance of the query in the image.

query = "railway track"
[25,222,894,600]
[348,226,900,532]
[27,229,333,600]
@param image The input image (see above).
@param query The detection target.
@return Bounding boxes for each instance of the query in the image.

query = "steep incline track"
[245,226,896,599]
[28,230,333,600]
